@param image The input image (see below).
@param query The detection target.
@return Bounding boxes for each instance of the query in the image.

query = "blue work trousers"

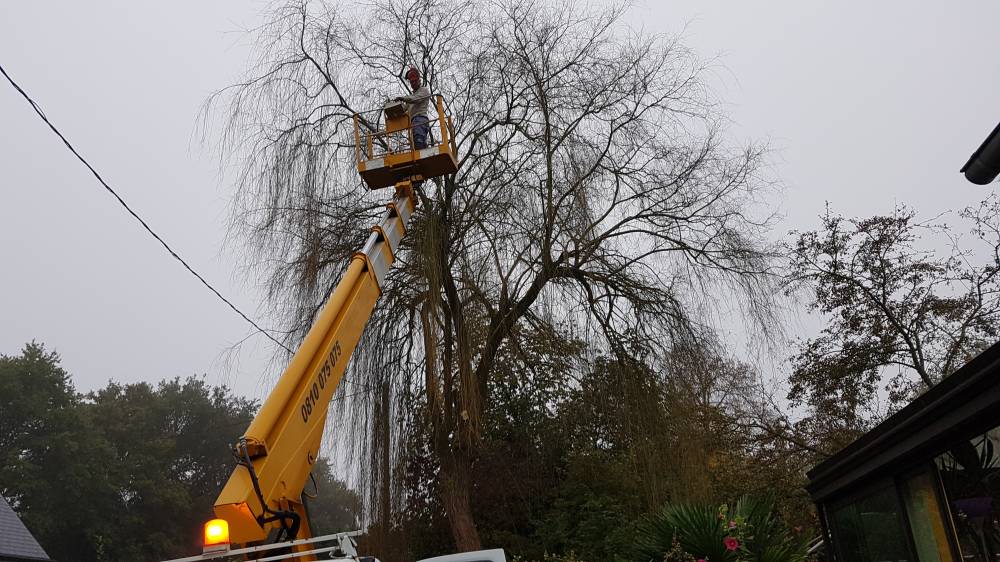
[412,115,430,150]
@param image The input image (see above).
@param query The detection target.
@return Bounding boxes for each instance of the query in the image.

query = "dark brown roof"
[0,496,52,562]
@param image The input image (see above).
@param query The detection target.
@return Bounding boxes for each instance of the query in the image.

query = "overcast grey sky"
[2,1,998,400]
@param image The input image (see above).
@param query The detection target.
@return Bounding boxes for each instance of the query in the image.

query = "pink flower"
[697,559,706,562]
[728,520,737,529]
[723,537,740,551]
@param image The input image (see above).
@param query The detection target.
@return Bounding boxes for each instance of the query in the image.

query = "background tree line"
[0,337,812,562]
[0,343,359,562]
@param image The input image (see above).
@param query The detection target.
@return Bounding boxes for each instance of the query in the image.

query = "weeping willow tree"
[210,0,779,552]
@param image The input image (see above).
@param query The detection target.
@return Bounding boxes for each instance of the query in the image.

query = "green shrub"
[632,496,813,562]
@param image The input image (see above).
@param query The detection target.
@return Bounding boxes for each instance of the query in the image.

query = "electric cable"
[0,61,292,353]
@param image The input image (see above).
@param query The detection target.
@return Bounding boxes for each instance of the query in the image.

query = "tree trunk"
[439,453,481,552]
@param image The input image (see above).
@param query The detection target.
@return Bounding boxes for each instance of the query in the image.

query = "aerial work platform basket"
[354,94,458,190]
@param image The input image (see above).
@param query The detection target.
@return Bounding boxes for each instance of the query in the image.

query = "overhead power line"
[0,62,292,354]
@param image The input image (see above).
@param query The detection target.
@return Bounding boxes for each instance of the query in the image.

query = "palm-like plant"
[631,496,813,562]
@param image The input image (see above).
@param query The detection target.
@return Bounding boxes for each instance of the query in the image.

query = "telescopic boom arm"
[212,182,416,547]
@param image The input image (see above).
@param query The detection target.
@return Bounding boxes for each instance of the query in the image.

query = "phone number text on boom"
[301,341,342,424]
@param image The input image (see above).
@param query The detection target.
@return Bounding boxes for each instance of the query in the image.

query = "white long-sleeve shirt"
[399,86,432,120]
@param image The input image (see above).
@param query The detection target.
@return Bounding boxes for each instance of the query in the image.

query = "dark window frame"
[824,477,919,562]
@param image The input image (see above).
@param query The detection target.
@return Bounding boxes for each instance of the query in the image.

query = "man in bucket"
[395,66,432,150]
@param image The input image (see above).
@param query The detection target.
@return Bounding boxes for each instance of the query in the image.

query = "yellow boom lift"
[184,95,458,560]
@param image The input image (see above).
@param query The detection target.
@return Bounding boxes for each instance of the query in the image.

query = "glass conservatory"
[808,341,1000,561]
